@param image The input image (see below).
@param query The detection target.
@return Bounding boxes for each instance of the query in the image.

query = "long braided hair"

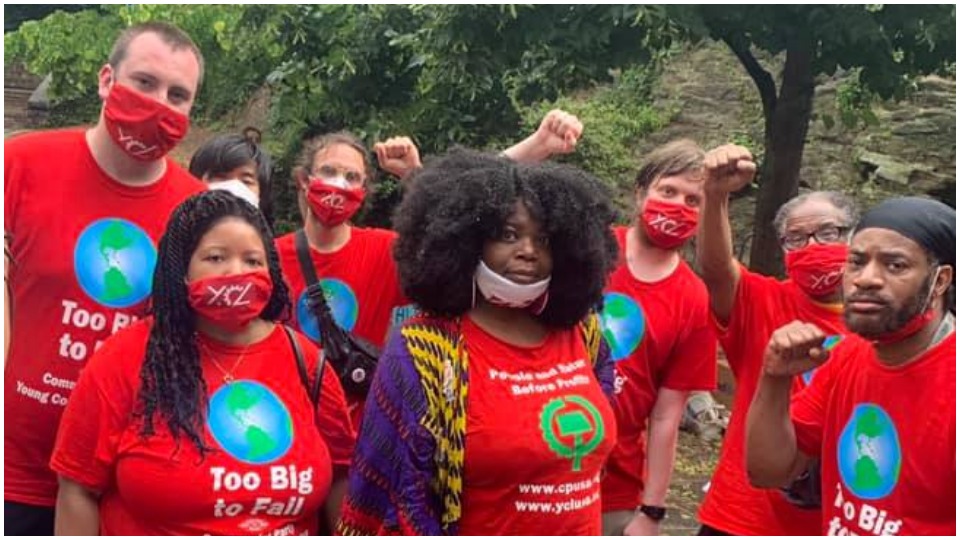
[137,190,291,455]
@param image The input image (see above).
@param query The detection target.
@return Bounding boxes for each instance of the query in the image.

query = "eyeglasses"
[780,225,848,251]
[310,164,365,186]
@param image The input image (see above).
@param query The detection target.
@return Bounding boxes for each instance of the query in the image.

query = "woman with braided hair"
[50,190,356,535]
[338,149,620,535]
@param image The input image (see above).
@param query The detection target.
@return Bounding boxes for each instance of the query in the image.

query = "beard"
[843,271,935,339]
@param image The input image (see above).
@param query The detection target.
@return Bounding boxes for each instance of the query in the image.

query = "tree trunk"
[748,45,815,277]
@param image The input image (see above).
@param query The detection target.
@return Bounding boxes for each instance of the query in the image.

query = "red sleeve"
[49,324,144,492]
[299,335,357,468]
[662,288,717,391]
[789,355,839,457]
[711,265,783,374]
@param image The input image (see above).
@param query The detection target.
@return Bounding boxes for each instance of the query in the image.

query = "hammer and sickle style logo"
[539,395,606,472]
[319,192,347,210]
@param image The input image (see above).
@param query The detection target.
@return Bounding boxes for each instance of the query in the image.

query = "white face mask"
[474,259,550,311]
[314,175,351,190]
[208,179,259,208]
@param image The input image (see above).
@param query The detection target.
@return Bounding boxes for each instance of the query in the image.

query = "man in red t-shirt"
[4,22,206,534]
[275,134,422,426]
[595,140,718,536]
[747,196,955,536]
[696,145,859,535]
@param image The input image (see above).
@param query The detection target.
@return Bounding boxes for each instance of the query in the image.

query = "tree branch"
[723,36,777,124]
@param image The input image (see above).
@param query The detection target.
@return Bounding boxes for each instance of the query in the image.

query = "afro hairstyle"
[392,148,619,328]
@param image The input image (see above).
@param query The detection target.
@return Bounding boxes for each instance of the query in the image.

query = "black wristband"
[638,504,667,522]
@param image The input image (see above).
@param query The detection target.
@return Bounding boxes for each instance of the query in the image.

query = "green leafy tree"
[670,5,955,275]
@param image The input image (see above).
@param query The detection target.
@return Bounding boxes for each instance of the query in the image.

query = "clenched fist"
[762,321,832,378]
[374,136,422,180]
[703,144,757,196]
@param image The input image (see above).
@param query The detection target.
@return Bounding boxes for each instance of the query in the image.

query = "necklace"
[198,340,252,383]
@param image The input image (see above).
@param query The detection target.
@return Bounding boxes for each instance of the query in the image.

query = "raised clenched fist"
[374,136,422,181]
[703,144,757,196]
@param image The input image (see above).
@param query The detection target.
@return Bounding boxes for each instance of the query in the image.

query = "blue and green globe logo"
[207,381,294,464]
[837,403,902,500]
[599,292,646,362]
[74,218,156,308]
[296,278,359,341]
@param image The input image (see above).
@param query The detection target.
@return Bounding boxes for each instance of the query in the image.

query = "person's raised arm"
[697,144,756,325]
[745,321,825,488]
[501,109,582,163]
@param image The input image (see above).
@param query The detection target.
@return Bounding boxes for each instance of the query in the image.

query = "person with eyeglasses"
[694,144,860,536]
[273,132,422,429]
[274,117,579,428]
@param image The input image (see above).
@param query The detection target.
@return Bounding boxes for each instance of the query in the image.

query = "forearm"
[697,190,740,323]
[642,390,687,506]
[55,478,100,535]
[501,134,553,163]
[324,474,348,531]
[745,375,804,488]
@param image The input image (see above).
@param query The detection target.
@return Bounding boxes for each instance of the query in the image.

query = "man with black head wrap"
[745,196,955,536]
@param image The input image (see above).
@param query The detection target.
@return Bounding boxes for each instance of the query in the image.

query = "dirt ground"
[661,430,722,535]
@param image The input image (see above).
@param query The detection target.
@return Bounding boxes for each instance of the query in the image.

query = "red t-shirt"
[275,229,414,422]
[50,320,357,536]
[4,129,205,506]
[458,317,617,535]
[791,332,956,536]
[698,266,846,535]
[601,226,717,511]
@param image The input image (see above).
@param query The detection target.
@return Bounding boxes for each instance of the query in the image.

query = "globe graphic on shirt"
[73,218,156,308]
[598,292,646,362]
[837,403,902,500]
[207,381,294,464]
[296,278,359,342]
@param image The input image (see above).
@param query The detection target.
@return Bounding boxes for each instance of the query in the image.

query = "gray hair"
[772,191,860,236]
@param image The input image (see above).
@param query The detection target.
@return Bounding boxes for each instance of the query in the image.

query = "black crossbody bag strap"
[294,228,320,288]
[283,325,324,407]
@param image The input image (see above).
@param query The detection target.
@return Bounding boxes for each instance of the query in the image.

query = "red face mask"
[306,180,366,227]
[785,243,849,297]
[187,271,273,332]
[641,198,699,249]
[103,82,189,161]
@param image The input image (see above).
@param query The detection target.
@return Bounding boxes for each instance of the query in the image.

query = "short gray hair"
[772,191,860,236]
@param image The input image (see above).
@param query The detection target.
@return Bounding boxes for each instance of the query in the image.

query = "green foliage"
[4,5,285,125]
[514,65,669,213]
[5,5,675,228]
[835,70,880,129]
[5,8,117,123]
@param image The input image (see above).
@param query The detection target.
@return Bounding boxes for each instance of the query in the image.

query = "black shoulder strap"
[283,325,323,407]
[294,228,320,288]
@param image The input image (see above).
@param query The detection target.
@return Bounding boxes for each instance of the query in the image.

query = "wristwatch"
[638,504,667,522]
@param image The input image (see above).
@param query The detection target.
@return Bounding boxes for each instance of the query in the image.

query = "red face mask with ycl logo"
[641,198,700,249]
[187,271,273,332]
[306,180,366,227]
[103,82,189,162]
[785,242,849,298]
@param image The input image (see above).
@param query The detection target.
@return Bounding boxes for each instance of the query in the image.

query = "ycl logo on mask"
[188,271,273,331]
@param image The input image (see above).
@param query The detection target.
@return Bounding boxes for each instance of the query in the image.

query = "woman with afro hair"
[338,149,620,535]
[50,190,356,535]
